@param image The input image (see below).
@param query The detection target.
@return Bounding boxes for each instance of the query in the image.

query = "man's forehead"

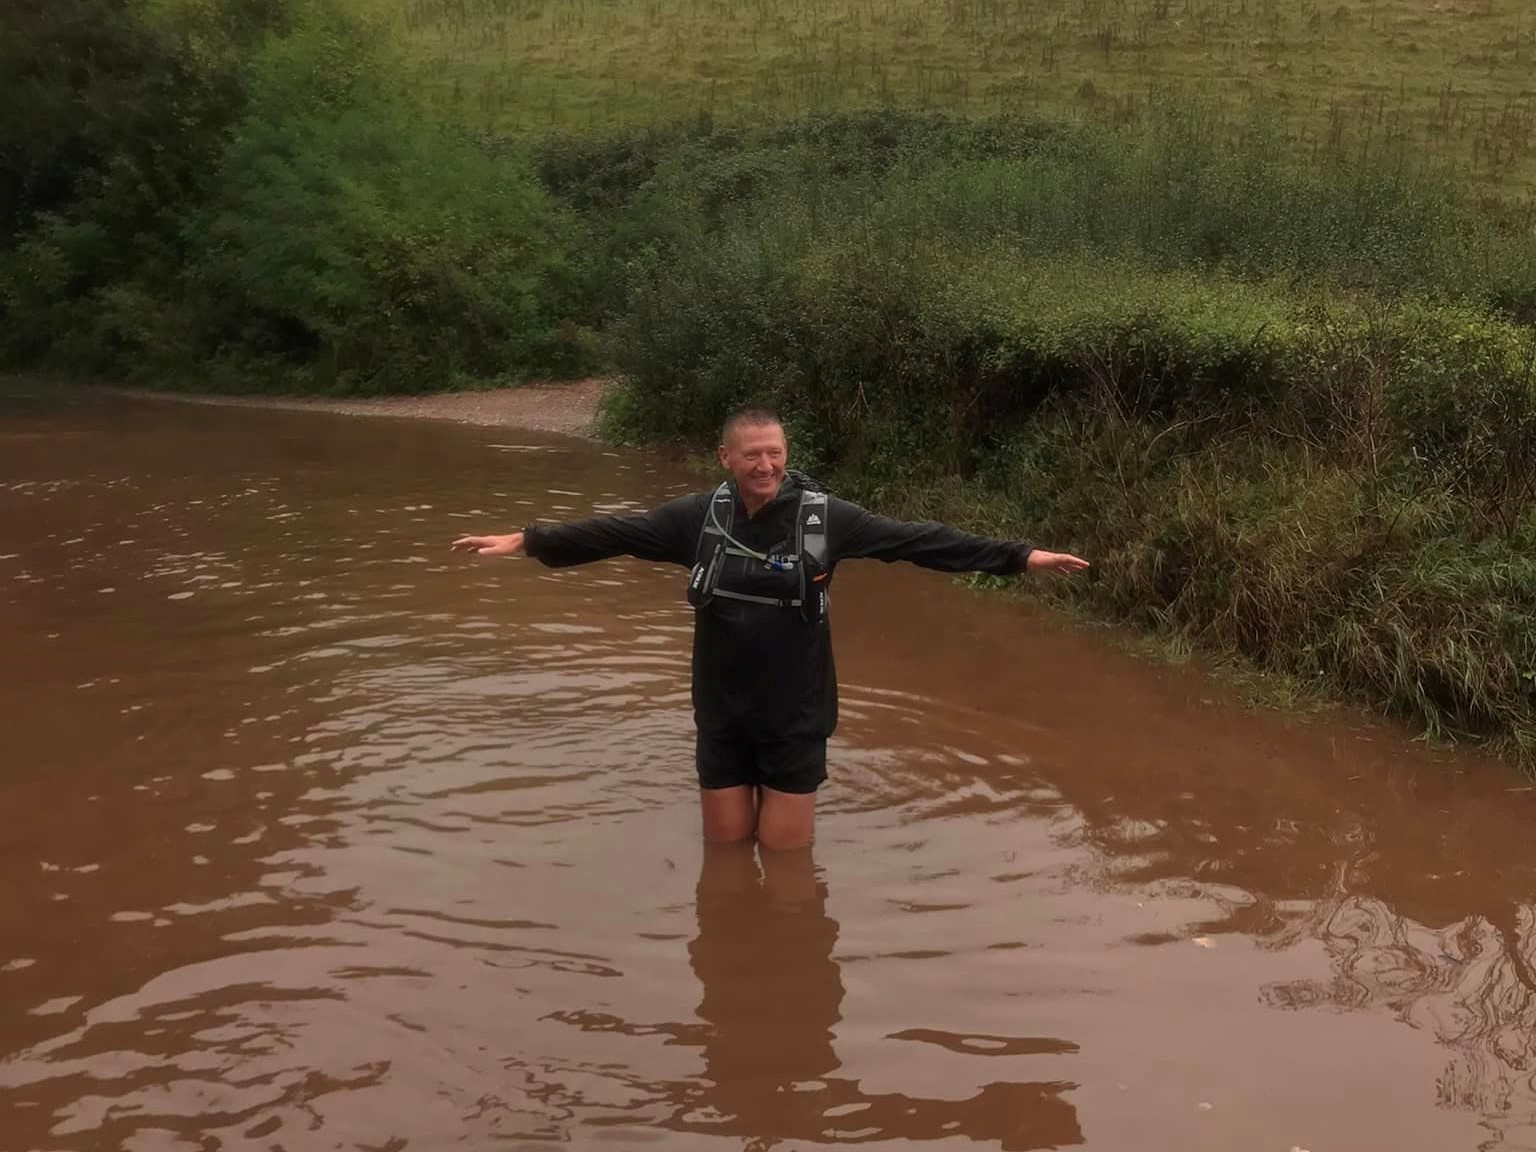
[726,422,786,448]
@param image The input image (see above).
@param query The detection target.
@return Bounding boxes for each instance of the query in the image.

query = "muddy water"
[3,384,1536,1152]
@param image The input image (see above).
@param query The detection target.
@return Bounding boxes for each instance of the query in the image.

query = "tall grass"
[539,109,1536,339]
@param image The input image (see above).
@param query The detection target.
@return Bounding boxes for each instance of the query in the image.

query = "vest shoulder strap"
[796,489,828,565]
[796,489,830,623]
[686,482,735,608]
[705,481,733,534]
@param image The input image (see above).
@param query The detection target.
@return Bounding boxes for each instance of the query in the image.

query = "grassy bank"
[562,115,1536,763]
[599,269,1536,760]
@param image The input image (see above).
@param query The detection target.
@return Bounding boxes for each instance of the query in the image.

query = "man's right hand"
[451,532,525,558]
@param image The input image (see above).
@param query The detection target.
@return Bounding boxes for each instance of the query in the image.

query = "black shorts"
[696,730,828,795]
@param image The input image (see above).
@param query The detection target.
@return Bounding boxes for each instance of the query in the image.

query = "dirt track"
[101,378,610,438]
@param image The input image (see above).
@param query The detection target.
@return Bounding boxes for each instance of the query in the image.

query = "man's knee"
[757,786,815,850]
[700,785,757,843]
[758,826,812,851]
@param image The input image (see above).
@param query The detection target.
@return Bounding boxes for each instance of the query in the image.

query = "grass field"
[384,0,1536,189]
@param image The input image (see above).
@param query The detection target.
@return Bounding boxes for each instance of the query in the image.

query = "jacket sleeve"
[829,497,1031,576]
[522,493,705,569]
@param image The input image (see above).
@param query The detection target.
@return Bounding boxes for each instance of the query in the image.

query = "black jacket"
[523,475,1032,739]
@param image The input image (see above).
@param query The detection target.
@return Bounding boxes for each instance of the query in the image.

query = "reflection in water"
[1258,879,1536,1146]
[1061,776,1536,1145]
[671,844,1083,1150]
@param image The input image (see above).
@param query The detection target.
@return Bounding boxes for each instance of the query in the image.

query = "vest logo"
[805,513,822,526]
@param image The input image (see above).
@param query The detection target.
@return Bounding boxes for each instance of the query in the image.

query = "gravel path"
[102,378,611,438]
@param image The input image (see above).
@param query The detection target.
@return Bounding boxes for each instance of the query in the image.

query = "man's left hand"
[1027,550,1090,575]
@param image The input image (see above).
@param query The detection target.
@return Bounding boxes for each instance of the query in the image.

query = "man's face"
[718,421,787,505]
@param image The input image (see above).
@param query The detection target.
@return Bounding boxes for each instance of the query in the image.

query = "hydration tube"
[709,488,773,564]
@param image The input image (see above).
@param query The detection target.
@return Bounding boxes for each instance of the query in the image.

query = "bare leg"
[700,785,757,843]
[757,787,816,851]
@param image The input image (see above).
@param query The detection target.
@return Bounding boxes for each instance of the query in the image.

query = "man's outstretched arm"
[452,493,706,568]
[830,499,1088,576]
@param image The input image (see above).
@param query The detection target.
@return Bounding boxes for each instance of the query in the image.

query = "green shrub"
[0,0,585,391]
[178,3,580,391]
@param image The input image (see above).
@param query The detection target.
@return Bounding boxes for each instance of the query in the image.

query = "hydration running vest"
[686,479,829,623]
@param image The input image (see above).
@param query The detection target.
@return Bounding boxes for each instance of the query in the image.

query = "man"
[452,405,1089,850]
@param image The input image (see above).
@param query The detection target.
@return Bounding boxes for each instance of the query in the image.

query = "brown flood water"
[3,384,1536,1152]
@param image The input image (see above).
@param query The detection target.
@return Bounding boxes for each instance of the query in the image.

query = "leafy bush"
[1,0,584,390]
[177,3,579,391]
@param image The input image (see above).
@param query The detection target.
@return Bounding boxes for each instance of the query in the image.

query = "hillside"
[392,0,1536,188]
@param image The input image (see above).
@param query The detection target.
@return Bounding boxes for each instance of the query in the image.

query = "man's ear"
[716,443,730,469]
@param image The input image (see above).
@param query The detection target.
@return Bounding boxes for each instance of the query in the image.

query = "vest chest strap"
[711,588,803,609]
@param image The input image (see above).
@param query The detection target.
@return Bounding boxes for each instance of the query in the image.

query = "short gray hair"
[721,404,782,443]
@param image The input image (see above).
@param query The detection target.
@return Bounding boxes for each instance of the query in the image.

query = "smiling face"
[717,419,787,513]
